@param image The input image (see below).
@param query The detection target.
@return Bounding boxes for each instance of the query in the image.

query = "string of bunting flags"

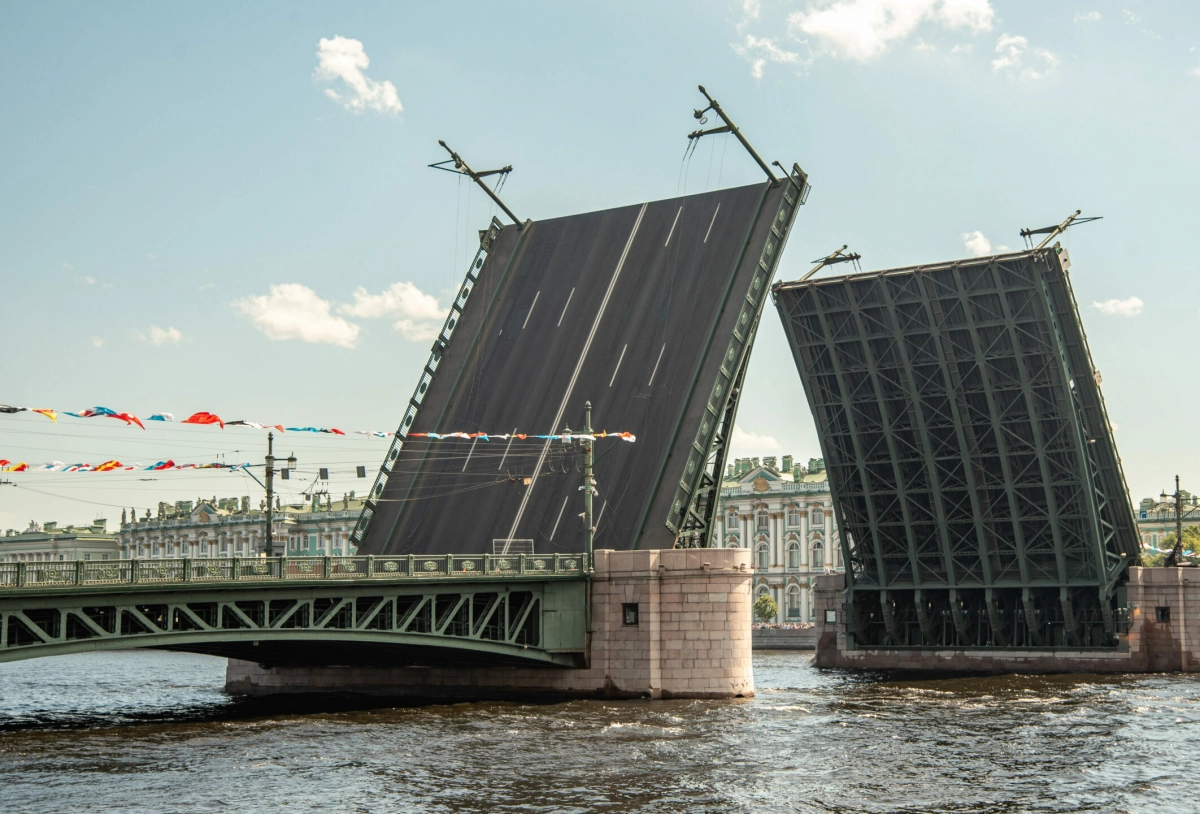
[0,459,250,473]
[0,403,635,444]
[0,405,636,444]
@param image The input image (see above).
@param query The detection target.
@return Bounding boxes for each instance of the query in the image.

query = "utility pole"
[1165,475,1187,567]
[238,433,295,558]
[265,432,275,558]
[582,402,597,568]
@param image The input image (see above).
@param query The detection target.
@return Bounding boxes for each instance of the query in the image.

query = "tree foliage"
[1145,526,1200,566]
[754,594,779,624]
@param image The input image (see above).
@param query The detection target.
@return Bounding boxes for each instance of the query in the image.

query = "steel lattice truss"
[774,246,1139,649]
[0,571,586,667]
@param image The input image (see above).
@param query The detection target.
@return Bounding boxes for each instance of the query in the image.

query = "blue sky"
[1,0,1197,531]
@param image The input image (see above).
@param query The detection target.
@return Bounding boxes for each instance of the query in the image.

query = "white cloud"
[1122,9,1139,25]
[787,0,994,62]
[1091,296,1144,317]
[914,39,936,52]
[962,230,1009,257]
[340,281,444,342]
[743,0,761,20]
[1075,11,1101,23]
[315,36,402,115]
[731,425,782,453]
[233,284,360,348]
[1192,65,1200,78]
[733,34,805,78]
[992,33,1059,80]
[147,325,183,346]
[82,275,96,285]
[950,43,973,53]
[90,337,104,348]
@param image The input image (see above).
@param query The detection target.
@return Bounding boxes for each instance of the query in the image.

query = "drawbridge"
[774,240,1140,650]
[354,106,809,556]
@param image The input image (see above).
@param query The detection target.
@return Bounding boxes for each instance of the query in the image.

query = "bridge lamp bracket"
[430,140,523,228]
[1020,210,1103,250]
[687,85,778,185]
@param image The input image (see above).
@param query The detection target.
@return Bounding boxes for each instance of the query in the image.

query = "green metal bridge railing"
[0,553,589,592]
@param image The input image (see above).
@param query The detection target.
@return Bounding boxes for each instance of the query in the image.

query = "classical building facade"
[716,455,843,624]
[117,494,364,559]
[1136,492,1200,551]
[0,519,119,562]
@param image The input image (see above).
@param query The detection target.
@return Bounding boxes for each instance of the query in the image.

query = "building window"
[727,511,739,529]
[622,603,639,626]
[811,542,824,567]
[1157,606,1171,623]
[726,539,739,549]
[787,507,801,527]
[756,542,769,571]
[811,508,824,526]
[84,554,92,561]
[787,541,801,570]
[786,585,801,619]
[756,511,769,531]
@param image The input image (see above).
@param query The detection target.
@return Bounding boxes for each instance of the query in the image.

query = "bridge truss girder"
[0,579,586,667]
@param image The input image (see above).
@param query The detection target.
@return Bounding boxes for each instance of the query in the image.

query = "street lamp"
[241,433,296,558]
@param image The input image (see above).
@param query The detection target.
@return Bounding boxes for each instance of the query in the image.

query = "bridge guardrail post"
[182,558,191,582]
[16,562,25,588]
[367,555,375,578]
[519,554,526,575]
[131,559,139,585]
[75,561,83,586]
[446,554,454,575]
[324,556,332,579]
[407,554,414,577]
[278,557,285,580]
[232,557,240,581]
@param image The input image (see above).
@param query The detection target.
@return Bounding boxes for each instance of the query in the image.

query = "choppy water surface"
[1,652,1198,813]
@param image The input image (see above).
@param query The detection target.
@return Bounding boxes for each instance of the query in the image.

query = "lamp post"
[245,432,296,558]
[582,402,596,568]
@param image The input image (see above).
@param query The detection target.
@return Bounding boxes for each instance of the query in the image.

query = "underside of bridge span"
[775,246,1141,651]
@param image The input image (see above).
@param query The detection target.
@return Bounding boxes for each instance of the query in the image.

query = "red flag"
[330,428,345,435]
[183,412,224,429]
[0,460,9,467]
[95,460,122,471]
[107,412,145,429]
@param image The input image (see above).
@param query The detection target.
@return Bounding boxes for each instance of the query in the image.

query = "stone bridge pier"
[226,548,754,700]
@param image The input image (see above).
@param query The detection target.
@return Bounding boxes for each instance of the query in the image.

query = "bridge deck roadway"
[364,177,799,555]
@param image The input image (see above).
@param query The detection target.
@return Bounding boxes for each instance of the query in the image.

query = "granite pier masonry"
[226,547,754,700]
[812,567,1200,673]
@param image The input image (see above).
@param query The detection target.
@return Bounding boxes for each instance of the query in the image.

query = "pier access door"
[774,245,1139,650]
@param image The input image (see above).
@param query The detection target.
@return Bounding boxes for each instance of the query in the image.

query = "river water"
[1,652,1198,813]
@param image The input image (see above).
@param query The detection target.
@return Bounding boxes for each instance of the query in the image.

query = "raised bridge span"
[0,164,806,687]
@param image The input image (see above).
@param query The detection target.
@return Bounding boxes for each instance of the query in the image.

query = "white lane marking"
[703,203,721,244]
[462,437,478,472]
[557,287,575,327]
[647,343,666,387]
[608,344,628,387]
[595,500,608,533]
[497,427,518,471]
[521,290,541,331]
[664,206,682,247]
[504,203,648,542]
[549,495,570,540]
